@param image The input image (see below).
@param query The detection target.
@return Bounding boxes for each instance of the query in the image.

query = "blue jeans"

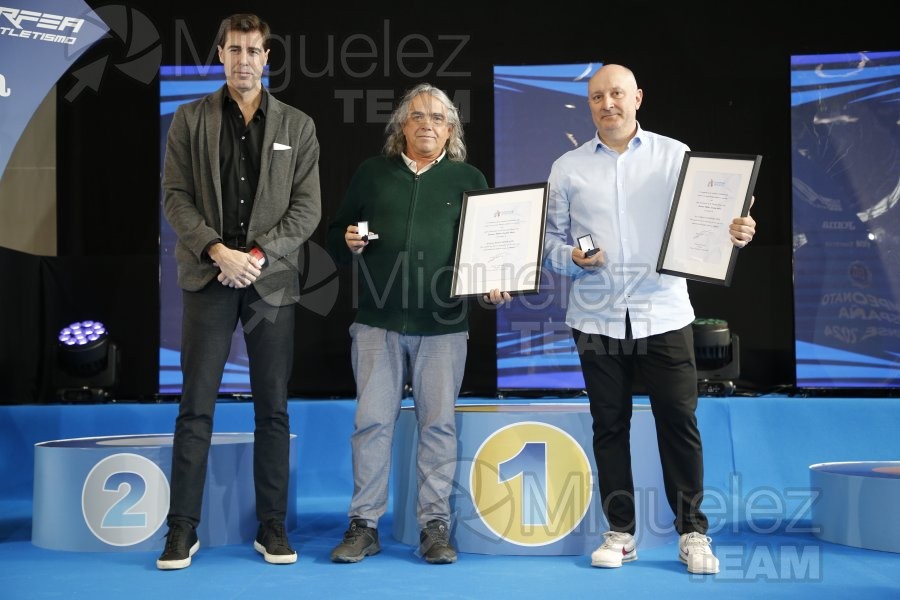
[347,323,467,529]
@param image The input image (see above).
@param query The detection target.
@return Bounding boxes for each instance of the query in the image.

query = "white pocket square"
[273,142,291,150]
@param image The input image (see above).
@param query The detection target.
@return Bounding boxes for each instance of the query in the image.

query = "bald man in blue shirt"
[544,63,756,575]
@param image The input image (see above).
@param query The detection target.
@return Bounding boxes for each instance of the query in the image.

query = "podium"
[392,403,674,555]
[32,433,297,552]
[810,461,900,553]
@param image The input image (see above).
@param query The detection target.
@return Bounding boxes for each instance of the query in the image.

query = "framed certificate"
[450,182,549,297]
[657,152,762,286]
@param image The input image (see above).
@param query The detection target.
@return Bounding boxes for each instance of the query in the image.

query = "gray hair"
[383,83,467,161]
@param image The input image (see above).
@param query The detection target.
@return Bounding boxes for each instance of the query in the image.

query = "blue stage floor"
[1,396,899,599]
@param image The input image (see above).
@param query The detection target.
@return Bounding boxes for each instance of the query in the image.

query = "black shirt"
[220,86,267,248]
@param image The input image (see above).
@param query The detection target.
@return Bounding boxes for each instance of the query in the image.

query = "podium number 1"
[498,442,548,526]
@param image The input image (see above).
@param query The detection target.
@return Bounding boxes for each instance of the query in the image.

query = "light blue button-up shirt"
[544,125,695,339]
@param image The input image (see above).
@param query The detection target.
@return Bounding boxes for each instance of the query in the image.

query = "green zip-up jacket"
[327,155,488,335]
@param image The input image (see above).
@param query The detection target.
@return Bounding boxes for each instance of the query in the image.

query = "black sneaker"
[331,518,381,563]
[253,519,297,564]
[156,522,199,570]
[419,519,457,564]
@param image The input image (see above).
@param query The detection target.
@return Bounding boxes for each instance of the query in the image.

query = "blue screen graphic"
[158,66,269,394]
[494,63,601,390]
[791,51,900,389]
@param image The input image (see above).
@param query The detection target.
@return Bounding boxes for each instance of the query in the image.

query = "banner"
[0,1,107,179]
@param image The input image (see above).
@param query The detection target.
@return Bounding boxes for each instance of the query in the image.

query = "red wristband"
[249,247,265,266]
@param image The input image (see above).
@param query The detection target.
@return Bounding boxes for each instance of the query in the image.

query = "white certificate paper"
[657,152,761,286]
[451,183,549,297]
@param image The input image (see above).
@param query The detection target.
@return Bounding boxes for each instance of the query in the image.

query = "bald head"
[587,64,643,152]
[589,64,638,91]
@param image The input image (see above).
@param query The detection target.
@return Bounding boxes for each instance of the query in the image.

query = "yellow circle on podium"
[469,421,593,546]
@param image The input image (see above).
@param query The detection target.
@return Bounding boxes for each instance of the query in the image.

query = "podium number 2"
[101,472,147,528]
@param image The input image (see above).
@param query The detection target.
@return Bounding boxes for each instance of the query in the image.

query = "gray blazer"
[163,86,321,306]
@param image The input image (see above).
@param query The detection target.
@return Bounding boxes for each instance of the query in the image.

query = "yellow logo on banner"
[469,422,593,546]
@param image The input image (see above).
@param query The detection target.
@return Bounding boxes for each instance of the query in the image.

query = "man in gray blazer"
[157,13,321,570]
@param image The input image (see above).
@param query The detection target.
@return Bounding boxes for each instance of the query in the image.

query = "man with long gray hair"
[326,83,509,564]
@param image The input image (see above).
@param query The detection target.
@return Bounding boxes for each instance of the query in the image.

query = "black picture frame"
[657,152,762,286]
[450,182,549,297]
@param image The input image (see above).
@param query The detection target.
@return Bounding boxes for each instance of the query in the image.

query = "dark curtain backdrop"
[2,1,891,403]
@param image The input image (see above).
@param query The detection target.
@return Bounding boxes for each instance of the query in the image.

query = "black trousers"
[168,281,295,527]
[573,318,708,536]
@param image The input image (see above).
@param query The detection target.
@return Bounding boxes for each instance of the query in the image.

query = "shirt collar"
[223,85,268,117]
[401,150,445,173]
[593,122,644,152]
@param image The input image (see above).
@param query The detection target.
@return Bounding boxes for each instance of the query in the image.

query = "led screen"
[494,63,601,390]
[790,51,900,389]
[158,65,269,393]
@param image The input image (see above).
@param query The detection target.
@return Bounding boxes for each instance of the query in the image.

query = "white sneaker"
[679,532,719,574]
[591,531,637,568]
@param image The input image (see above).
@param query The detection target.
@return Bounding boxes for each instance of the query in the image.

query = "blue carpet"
[1,397,899,599]
[2,511,898,599]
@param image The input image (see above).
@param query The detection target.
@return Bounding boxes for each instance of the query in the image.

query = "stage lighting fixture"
[692,318,740,397]
[55,320,118,402]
